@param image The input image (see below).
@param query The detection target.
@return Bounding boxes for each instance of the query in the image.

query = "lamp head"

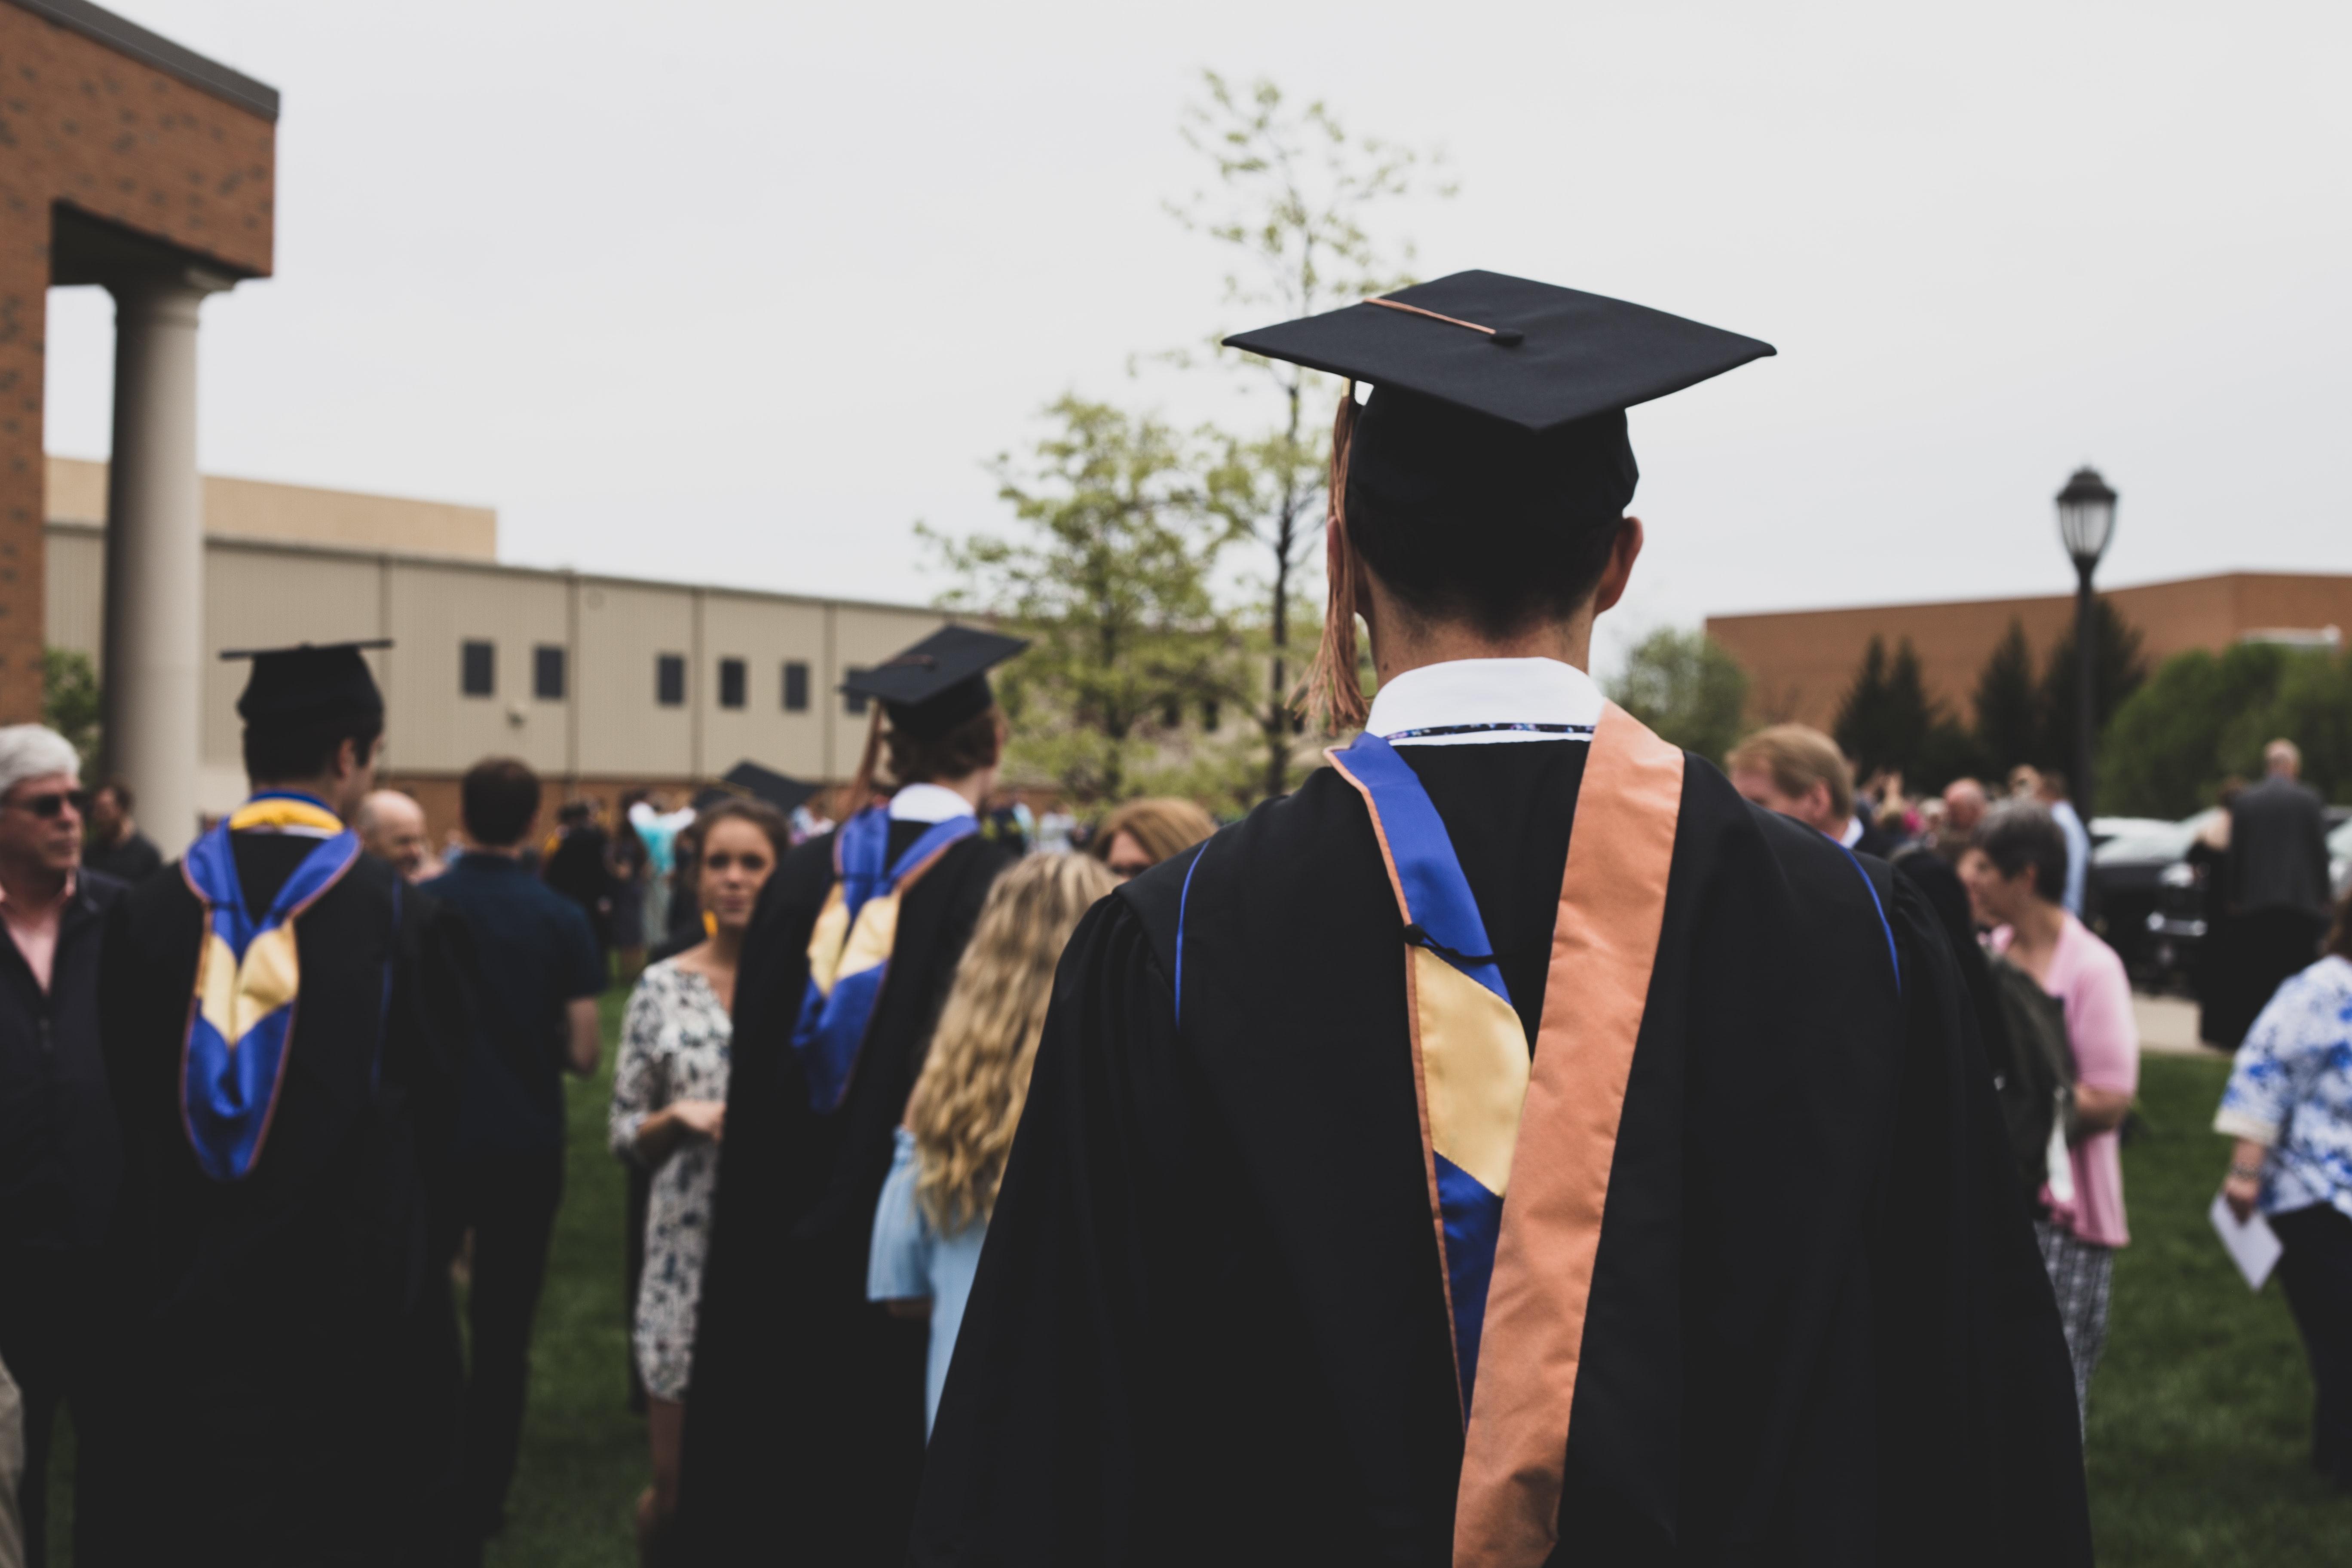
[2055,466,2118,568]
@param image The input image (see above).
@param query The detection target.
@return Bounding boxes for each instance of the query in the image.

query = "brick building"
[0,0,277,843]
[1707,572,2352,733]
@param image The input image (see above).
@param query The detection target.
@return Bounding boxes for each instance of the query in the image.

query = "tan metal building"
[44,456,948,841]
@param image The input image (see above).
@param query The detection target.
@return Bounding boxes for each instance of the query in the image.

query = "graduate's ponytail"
[834,707,887,823]
[1299,382,1371,733]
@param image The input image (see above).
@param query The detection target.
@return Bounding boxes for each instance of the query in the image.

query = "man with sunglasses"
[93,643,478,1565]
[0,726,124,1568]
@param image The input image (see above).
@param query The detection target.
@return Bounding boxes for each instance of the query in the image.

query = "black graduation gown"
[680,820,1014,1565]
[91,836,474,1567]
[914,746,2091,1567]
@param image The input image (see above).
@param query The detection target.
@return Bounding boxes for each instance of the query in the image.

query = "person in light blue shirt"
[868,853,1122,1433]
[2215,894,2352,1490]
[2011,766,2091,916]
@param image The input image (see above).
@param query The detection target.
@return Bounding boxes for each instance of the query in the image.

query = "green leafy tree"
[1972,619,2041,777]
[2099,641,2294,817]
[42,647,100,769]
[1170,70,1445,798]
[1608,628,1750,764]
[925,397,1250,806]
[2036,597,2148,782]
[2246,649,2352,802]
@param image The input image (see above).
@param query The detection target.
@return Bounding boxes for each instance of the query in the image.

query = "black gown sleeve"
[1869,872,2092,1562]
[911,893,1190,1568]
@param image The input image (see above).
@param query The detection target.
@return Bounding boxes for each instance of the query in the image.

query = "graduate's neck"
[248,774,349,821]
[1359,516,1641,689]
[1364,591,1592,685]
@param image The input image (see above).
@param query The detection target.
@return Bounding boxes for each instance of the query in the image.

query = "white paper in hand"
[2208,1193,2283,1292]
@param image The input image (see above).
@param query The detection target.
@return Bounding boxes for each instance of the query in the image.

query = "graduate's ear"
[1589,517,1644,616]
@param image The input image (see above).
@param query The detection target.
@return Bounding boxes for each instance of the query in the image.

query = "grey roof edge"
[44,517,949,621]
[9,0,279,122]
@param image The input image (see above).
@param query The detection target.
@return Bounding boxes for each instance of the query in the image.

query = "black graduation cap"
[1225,270,1774,528]
[841,626,1027,741]
[220,640,390,730]
[697,760,820,816]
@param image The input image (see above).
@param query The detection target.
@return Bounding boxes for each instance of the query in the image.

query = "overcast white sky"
[43,0,2352,672]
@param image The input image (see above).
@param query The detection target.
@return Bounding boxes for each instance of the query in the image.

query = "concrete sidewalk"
[2135,993,2218,1058]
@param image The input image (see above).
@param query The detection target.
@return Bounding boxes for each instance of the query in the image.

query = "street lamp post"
[2055,466,2119,824]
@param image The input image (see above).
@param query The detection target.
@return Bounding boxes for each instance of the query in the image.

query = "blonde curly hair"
[906,851,1119,1234]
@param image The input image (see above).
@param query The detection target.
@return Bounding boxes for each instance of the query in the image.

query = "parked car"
[2091,806,2352,991]
[2090,812,2216,987]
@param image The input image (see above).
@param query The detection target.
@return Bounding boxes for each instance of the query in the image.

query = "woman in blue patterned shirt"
[2215,888,2352,1490]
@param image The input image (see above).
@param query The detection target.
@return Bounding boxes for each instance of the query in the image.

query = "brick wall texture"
[1708,572,2352,733]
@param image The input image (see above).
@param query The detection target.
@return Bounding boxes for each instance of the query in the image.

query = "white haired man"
[355,789,437,882]
[0,726,126,1567]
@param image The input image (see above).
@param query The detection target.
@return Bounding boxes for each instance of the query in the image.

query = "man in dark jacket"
[0,726,122,1568]
[422,758,605,1556]
[79,780,162,887]
[2205,738,2337,1047]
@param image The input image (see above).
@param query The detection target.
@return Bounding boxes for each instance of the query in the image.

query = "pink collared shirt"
[0,872,76,993]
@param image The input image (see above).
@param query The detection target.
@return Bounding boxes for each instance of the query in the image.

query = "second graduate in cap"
[96,641,475,1559]
[678,625,1025,1560]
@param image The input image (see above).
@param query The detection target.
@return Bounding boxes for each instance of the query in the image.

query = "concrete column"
[100,269,231,855]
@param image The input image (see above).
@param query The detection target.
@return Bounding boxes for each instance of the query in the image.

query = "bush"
[2100,643,2349,817]
[1609,628,1750,764]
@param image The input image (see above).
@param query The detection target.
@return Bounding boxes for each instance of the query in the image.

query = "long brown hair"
[1090,797,1216,869]
[904,853,1119,1233]
[2329,886,2352,962]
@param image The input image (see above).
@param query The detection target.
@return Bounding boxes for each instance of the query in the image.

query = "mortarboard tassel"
[835,707,889,823]
[1300,383,1372,732]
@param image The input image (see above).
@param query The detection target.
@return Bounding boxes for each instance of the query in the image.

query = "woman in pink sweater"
[1965,800,2140,1431]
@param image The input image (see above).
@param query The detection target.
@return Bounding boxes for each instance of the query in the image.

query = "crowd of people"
[4,269,2350,1566]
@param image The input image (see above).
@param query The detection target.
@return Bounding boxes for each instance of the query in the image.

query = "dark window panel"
[782,660,810,713]
[843,667,870,717]
[718,657,747,710]
[461,639,494,697]
[656,653,687,707]
[533,644,567,701]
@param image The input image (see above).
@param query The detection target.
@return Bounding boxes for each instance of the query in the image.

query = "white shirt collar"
[1361,658,1604,747]
[888,783,977,824]
[1840,815,1865,848]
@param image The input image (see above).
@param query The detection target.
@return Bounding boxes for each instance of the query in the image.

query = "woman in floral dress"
[609,799,785,1560]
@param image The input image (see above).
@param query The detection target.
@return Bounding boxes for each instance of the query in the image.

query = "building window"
[656,653,686,707]
[718,657,747,710]
[782,660,810,713]
[1202,696,1221,732]
[461,639,494,697]
[534,644,566,701]
[843,667,871,717]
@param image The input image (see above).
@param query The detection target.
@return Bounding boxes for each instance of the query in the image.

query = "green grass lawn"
[485,987,644,1567]
[42,1019,2352,1563]
[2086,1052,2352,1564]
